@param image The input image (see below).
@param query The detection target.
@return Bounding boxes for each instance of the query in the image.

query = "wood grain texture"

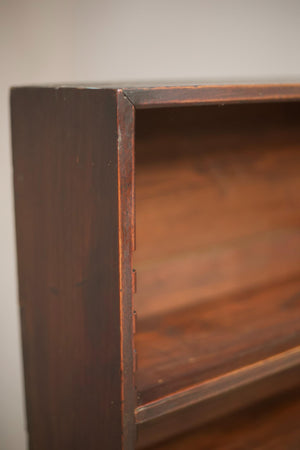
[125,83,300,108]
[136,277,300,405]
[136,346,300,423]
[144,388,300,450]
[133,100,300,446]
[11,82,300,450]
[11,87,134,449]
[134,103,300,317]
[117,90,136,448]
[137,359,300,448]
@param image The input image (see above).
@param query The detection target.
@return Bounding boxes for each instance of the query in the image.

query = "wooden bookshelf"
[11,83,300,449]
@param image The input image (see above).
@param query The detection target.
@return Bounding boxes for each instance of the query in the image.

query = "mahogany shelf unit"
[11,83,300,449]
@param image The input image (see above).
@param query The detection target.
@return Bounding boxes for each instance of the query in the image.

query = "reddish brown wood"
[137,359,300,449]
[125,83,300,108]
[134,103,300,317]
[136,278,300,405]
[136,346,300,424]
[132,98,300,446]
[11,83,300,450]
[117,90,136,445]
[11,87,135,450]
[145,388,300,449]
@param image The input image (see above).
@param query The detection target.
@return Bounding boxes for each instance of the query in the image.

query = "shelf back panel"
[134,102,300,318]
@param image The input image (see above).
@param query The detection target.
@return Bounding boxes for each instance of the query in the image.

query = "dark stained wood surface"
[136,345,300,422]
[125,84,300,108]
[137,360,300,449]
[13,83,300,109]
[144,388,300,449]
[11,83,300,450]
[117,91,137,446]
[133,101,300,446]
[136,277,300,405]
[11,87,134,449]
[134,103,300,317]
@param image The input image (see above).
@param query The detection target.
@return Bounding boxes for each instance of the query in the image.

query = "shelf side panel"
[11,87,133,449]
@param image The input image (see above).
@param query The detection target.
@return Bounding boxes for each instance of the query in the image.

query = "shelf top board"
[11,81,300,108]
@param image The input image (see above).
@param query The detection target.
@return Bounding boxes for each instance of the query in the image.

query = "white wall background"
[1,1,300,448]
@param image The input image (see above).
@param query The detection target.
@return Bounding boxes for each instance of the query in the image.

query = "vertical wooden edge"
[117,90,136,449]
[11,87,126,449]
[10,87,31,447]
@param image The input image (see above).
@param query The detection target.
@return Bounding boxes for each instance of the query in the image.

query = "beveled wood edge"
[135,346,300,424]
[11,87,126,449]
[11,83,300,110]
[124,84,300,108]
[117,91,137,449]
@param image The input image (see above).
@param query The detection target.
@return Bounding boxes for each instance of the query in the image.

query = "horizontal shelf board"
[135,276,300,405]
[135,346,300,424]
[141,387,300,450]
[125,84,300,108]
